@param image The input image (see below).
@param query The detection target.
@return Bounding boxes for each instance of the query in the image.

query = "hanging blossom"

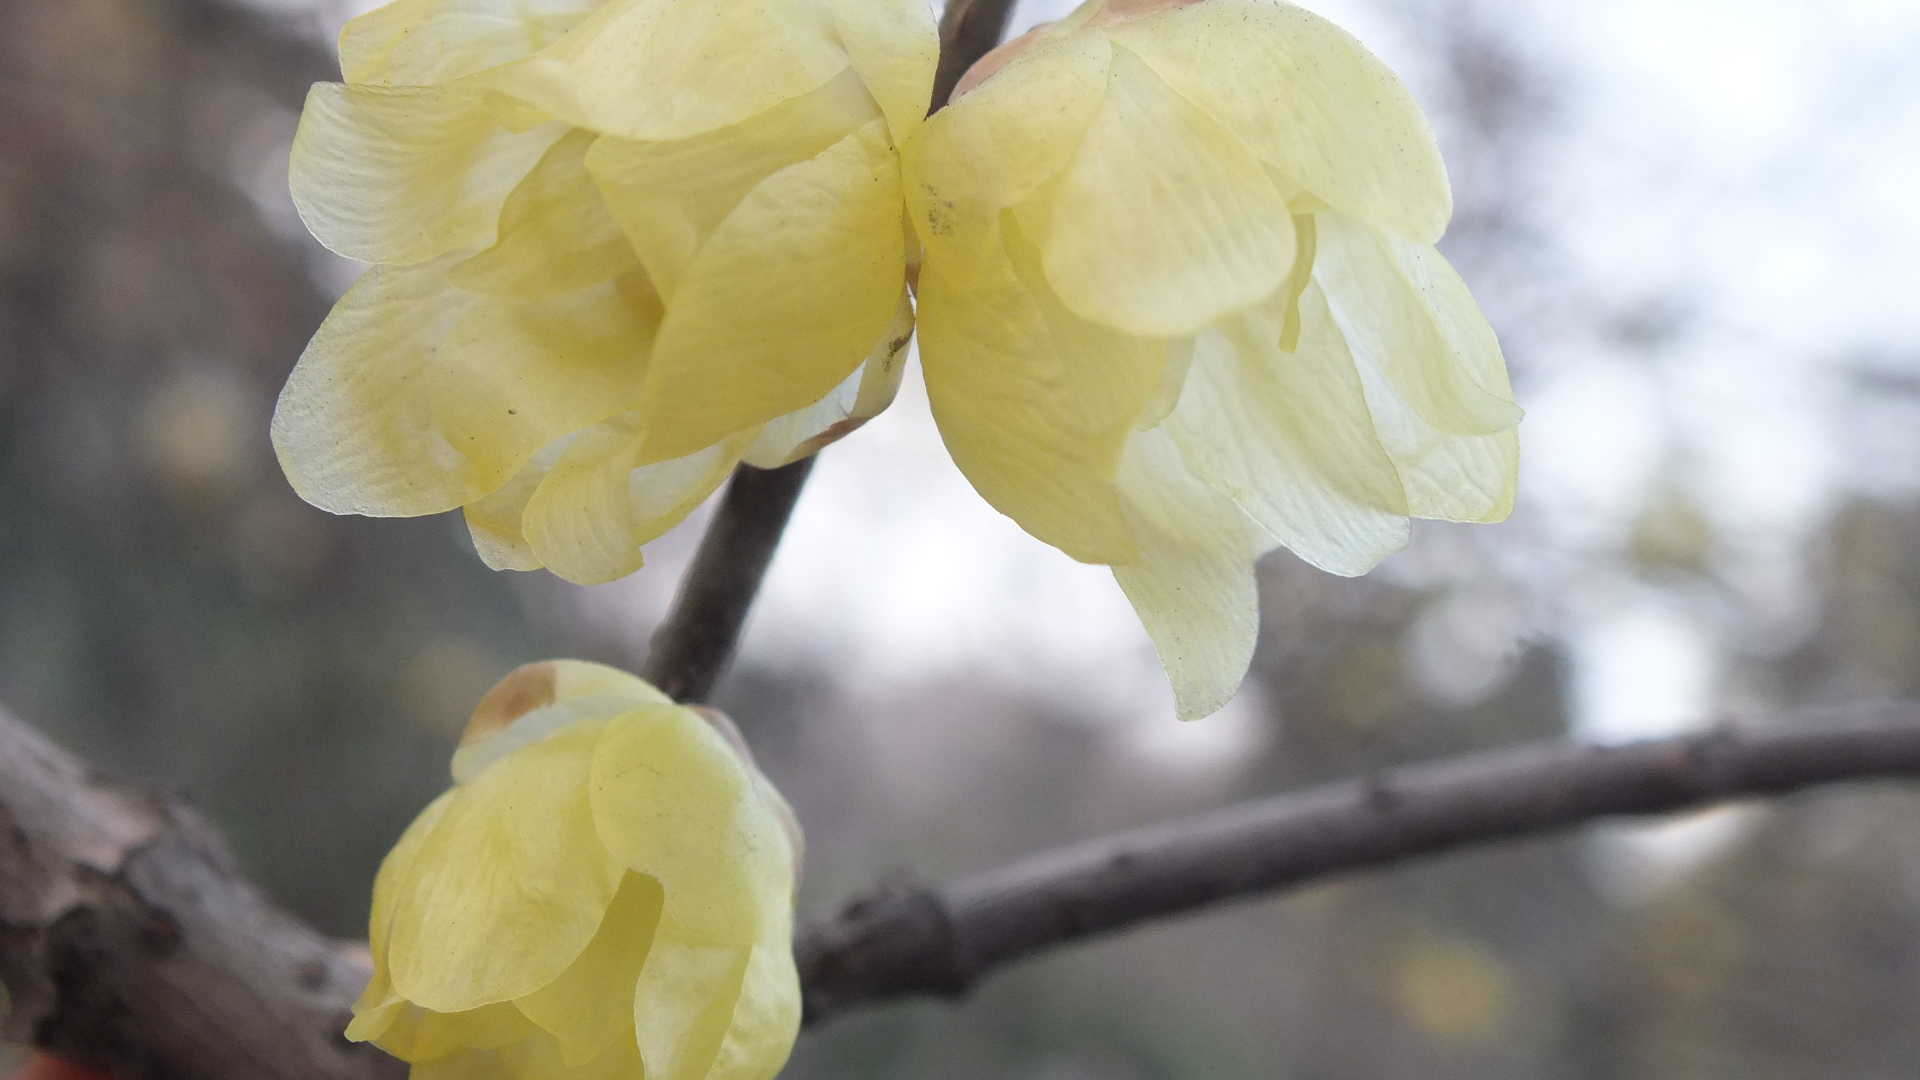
[274,0,936,583]
[277,0,1518,720]
[349,660,803,1079]
[903,0,1522,718]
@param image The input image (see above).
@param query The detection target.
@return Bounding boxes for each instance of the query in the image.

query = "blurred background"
[4,0,1919,1075]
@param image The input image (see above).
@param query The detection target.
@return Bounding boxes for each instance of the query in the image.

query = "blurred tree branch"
[796,705,1920,1024]
[8,700,1920,1076]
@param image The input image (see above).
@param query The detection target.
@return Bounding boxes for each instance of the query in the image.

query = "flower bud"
[349,660,801,1079]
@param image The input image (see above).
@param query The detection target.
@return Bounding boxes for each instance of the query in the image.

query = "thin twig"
[796,706,1920,1024]
[641,0,1020,704]
[643,457,816,702]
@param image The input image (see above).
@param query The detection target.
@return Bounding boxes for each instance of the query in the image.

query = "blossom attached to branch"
[349,661,803,1079]
[903,0,1522,717]
[274,0,936,584]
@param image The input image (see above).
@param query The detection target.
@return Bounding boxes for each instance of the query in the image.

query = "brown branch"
[9,699,1920,1073]
[0,705,400,1080]
[796,705,1920,1025]
[642,0,1019,704]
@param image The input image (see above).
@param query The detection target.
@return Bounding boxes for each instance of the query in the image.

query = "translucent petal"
[918,219,1169,565]
[903,33,1111,271]
[630,941,753,1080]
[588,706,796,944]
[481,0,849,140]
[635,120,908,463]
[448,130,635,298]
[515,872,664,1066]
[289,83,563,265]
[355,997,532,1064]
[586,70,879,299]
[1313,214,1521,521]
[271,259,657,517]
[339,0,596,86]
[1104,0,1452,242]
[742,289,914,469]
[829,0,940,142]
[705,945,802,1080]
[1167,287,1412,577]
[464,434,577,572]
[385,722,623,1013]
[1026,46,1296,336]
[1111,429,1263,721]
[519,416,749,584]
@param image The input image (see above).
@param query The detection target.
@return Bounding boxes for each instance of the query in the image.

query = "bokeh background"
[4,0,1920,1075]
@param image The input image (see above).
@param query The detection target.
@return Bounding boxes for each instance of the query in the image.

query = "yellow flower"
[274,0,937,583]
[348,660,803,1080]
[902,0,1522,718]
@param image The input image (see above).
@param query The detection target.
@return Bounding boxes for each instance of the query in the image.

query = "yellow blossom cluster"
[277,0,1518,718]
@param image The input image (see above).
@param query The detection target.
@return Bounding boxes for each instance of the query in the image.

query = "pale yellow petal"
[289,83,563,265]
[339,0,595,86]
[903,32,1111,270]
[1023,46,1295,336]
[463,435,575,571]
[589,706,796,944]
[1103,0,1452,242]
[1111,429,1263,721]
[631,941,753,1080]
[918,221,1165,565]
[386,722,623,1013]
[357,998,532,1065]
[742,288,914,469]
[1167,286,1412,577]
[448,130,635,297]
[829,0,940,141]
[519,416,749,584]
[1314,214,1521,521]
[515,872,664,1066]
[271,259,656,517]
[586,70,878,299]
[706,945,802,1080]
[635,120,908,463]
[482,0,848,140]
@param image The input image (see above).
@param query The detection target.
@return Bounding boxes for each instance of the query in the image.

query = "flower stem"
[641,0,1023,703]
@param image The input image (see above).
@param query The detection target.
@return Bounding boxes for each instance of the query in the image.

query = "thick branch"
[0,706,399,1080]
[642,0,1019,704]
[796,706,1920,1024]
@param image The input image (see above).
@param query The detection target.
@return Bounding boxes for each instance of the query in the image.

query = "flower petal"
[386,722,623,1013]
[1026,45,1296,336]
[271,259,657,517]
[742,288,914,469]
[589,707,796,944]
[630,942,752,1080]
[904,32,1111,270]
[1314,214,1521,521]
[1111,429,1263,721]
[1104,0,1452,242]
[519,417,749,584]
[447,130,634,297]
[514,872,664,1066]
[635,119,908,463]
[289,83,563,265]
[586,70,879,300]
[339,0,595,86]
[482,0,849,141]
[919,221,1168,565]
[1167,285,1412,577]
[829,0,939,142]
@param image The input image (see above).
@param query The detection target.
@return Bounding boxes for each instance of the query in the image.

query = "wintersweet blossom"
[903,0,1522,718]
[348,660,802,1080]
[274,0,936,583]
